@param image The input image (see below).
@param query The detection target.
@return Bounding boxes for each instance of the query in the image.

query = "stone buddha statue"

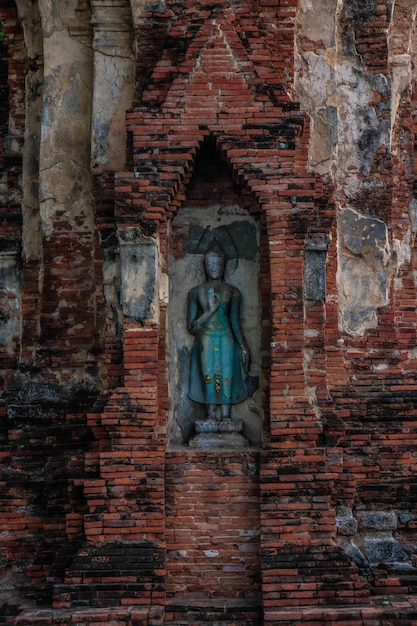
[187,246,256,421]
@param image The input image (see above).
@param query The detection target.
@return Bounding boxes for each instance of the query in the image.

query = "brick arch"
[164,134,269,447]
[118,93,321,443]
[118,8,301,229]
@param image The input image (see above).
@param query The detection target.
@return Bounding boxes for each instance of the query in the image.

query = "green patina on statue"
[187,246,257,420]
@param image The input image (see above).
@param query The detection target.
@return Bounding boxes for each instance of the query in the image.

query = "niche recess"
[167,139,266,448]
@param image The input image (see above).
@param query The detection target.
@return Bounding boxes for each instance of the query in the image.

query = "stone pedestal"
[189,419,249,449]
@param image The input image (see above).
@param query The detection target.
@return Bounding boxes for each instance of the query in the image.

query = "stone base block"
[189,419,248,449]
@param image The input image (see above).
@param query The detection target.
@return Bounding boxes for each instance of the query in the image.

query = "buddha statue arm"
[187,286,219,335]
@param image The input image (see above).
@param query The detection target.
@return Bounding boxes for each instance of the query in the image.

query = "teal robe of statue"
[187,281,255,406]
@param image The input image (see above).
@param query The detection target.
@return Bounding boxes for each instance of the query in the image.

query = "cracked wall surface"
[295,0,417,338]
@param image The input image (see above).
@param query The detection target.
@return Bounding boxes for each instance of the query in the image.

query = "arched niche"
[167,139,265,448]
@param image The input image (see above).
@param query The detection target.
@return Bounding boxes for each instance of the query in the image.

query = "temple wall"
[1,1,417,624]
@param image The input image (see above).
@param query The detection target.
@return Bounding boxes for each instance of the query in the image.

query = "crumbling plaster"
[37,1,94,239]
[90,0,135,172]
[295,0,417,337]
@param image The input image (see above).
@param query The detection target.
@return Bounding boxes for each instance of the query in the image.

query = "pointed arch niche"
[167,137,268,447]
[118,8,320,453]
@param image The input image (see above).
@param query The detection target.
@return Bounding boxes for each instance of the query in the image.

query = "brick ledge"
[12,605,163,625]
[8,595,417,624]
[264,594,417,623]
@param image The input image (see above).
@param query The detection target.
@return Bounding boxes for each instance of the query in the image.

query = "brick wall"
[2,1,417,624]
[165,451,261,601]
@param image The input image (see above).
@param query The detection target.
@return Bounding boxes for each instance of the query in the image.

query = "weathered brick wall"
[165,451,261,600]
[2,1,417,624]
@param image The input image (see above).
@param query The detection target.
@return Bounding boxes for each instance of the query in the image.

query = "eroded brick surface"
[2,1,417,624]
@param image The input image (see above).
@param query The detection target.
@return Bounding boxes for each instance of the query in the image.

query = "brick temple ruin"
[2,1,417,624]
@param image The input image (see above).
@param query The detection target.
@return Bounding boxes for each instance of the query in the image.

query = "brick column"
[36,0,96,378]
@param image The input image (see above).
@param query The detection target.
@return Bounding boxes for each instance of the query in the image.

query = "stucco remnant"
[295,0,417,338]
[118,228,157,323]
[338,207,395,336]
